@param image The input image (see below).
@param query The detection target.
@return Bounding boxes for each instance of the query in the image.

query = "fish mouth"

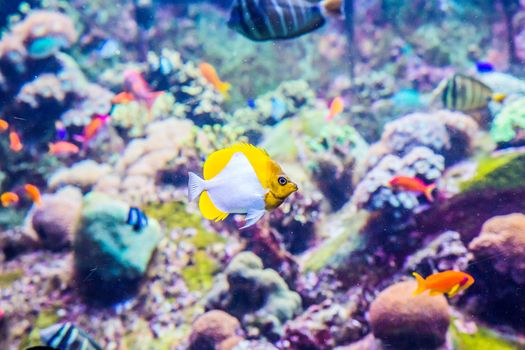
[291,183,299,192]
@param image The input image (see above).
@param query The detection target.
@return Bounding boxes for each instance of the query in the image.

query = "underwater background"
[1,0,525,349]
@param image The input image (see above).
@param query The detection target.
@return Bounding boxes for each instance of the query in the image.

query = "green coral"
[491,98,525,143]
[0,269,23,288]
[181,250,219,291]
[460,152,525,193]
[450,322,523,350]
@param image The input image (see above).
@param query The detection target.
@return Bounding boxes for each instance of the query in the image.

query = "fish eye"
[278,176,287,186]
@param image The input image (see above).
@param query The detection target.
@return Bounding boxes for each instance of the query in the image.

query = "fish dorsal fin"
[199,191,229,221]
[447,283,461,298]
[204,143,271,187]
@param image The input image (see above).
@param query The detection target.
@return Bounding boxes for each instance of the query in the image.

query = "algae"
[181,250,219,291]
[18,308,59,350]
[459,152,525,193]
[303,210,368,272]
[450,322,523,350]
[0,269,23,288]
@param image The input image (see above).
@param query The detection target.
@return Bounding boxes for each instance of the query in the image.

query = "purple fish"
[55,121,68,141]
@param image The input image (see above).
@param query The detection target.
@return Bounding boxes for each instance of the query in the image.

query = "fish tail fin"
[412,272,427,295]
[219,82,232,99]
[48,143,54,154]
[425,184,436,202]
[322,0,342,16]
[492,92,506,103]
[188,172,206,202]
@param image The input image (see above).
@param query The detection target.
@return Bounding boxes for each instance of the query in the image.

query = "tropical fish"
[1,192,19,207]
[25,347,58,350]
[55,121,68,141]
[413,271,475,297]
[188,143,298,228]
[227,0,343,41]
[122,69,164,108]
[24,184,42,206]
[476,61,494,73]
[40,322,103,350]
[0,119,8,132]
[387,176,436,202]
[74,114,110,146]
[199,62,231,98]
[112,92,135,105]
[434,74,506,111]
[9,131,23,152]
[326,96,344,121]
[126,207,148,231]
[49,141,80,156]
[247,98,256,109]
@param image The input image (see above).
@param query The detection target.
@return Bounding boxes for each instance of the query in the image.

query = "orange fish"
[122,69,164,108]
[387,176,436,202]
[1,192,19,207]
[49,141,80,156]
[413,271,475,297]
[24,184,42,206]
[9,131,23,152]
[199,62,231,99]
[74,114,110,145]
[0,119,8,132]
[112,91,135,105]
[326,96,344,121]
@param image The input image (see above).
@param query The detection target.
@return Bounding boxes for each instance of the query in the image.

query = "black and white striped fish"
[435,74,506,111]
[228,0,342,41]
[127,206,148,231]
[39,323,102,350]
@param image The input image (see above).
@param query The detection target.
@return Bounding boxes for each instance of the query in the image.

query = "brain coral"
[368,280,450,349]
[189,310,244,350]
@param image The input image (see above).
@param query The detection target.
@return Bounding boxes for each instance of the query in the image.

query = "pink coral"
[189,310,244,350]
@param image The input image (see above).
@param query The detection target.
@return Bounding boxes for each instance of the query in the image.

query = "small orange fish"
[326,96,344,121]
[122,69,164,108]
[199,62,231,99]
[24,184,42,206]
[1,192,19,207]
[387,176,436,202]
[0,119,8,132]
[9,131,23,152]
[74,114,110,145]
[49,141,80,156]
[112,91,135,105]
[413,271,475,297]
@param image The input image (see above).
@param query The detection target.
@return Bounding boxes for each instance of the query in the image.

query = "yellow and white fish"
[188,143,298,228]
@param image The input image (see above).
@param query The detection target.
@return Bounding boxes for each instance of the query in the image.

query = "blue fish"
[247,98,256,109]
[127,207,148,231]
[476,61,494,73]
[55,121,68,141]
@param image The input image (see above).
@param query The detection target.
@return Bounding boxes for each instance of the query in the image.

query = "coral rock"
[74,192,162,304]
[469,213,525,284]
[31,187,83,250]
[189,310,244,350]
[368,281,450,349]
[206,252,302,340]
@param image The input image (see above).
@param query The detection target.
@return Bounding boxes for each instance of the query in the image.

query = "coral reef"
[74,192,162,304]
[368,280,450,349]
[491,97,525,145]
[206,252,302,340]
[188,310,244,350]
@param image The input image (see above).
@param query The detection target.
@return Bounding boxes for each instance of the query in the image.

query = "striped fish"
[126,207,148,232]
[439,74,494,111]
[228,0,337,41]
[39,323,102,350]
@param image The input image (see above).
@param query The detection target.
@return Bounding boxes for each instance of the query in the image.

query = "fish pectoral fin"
[241,209,266,229]
[429,290,443,296]
[447,284,461,298]
[199,191,229,222]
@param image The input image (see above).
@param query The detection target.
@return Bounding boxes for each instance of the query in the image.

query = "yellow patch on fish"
[188,143,298,228]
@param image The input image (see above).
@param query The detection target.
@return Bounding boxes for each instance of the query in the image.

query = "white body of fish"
[188,152,267,228]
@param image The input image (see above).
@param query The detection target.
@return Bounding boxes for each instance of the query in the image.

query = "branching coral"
[491,97,525,144]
